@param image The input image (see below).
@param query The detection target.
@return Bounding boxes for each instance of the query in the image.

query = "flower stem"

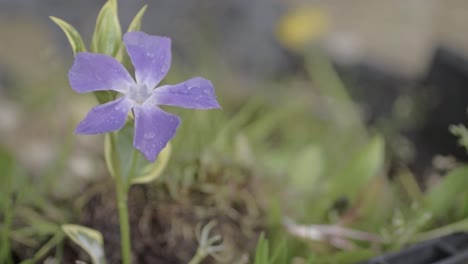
[128,147,139,183]
[116,181,131,264]
[110,132,132,264]
[188,249,207,264]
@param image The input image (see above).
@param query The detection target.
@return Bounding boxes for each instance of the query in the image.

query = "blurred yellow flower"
[276,7,329,51]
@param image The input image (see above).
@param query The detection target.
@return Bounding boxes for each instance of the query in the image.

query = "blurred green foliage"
[0,146,69,264]
[4,43,468,264]
[4,0,468,263]
[4,55,468,262]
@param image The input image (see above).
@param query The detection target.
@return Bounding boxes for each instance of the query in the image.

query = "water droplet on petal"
[144,132,156,140]
[185,79,200,90]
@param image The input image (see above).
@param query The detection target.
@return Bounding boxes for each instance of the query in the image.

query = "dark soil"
[62,175,265,264]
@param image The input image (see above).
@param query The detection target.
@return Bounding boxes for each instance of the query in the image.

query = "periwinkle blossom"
[69,31,220,162]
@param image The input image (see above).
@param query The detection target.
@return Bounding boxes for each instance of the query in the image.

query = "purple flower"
[69,31,220,162]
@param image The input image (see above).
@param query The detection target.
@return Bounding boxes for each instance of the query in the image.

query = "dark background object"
[409,47,468,174]
[361,232,468,264]
[334,61,412,125]
[334,46,468,179]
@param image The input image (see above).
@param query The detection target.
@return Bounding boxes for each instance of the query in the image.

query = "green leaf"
[269,239,288,264]
[50,16,86,55]
[91,0,122,56]
[289,144,323,192]
[126,5,148,33]
[254,233,270,264]
[414,217,468,242]
[62,225,106,264]
[116,5,148,66]
[93,90,117,104]
[326,249,376,264]
[104,123,172,185]
[328,135,385,200]
[132,144,171,184]
[450,124,468,153]
[19,232,65,264]
[423,165,468,219]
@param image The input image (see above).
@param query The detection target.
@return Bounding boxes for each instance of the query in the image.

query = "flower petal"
[149,77,221,109]
[75,97,134,134]
[123,31,171,88]
[69,52,134,93]
[133,104,180,162]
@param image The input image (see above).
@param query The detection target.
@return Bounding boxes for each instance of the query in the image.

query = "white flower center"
[127,83,152,104]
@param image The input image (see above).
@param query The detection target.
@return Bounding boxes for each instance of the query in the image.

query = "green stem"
[116,182,131,264]
[188,249,207,264]
[128,148,139,184]
[412,217,468,243]
[110,133,132,264]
